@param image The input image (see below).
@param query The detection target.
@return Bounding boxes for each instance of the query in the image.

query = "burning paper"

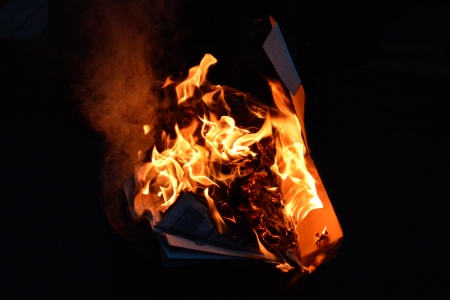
[125,21,342,272]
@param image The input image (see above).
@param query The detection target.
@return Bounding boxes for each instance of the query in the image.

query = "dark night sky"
[1,0,449,298]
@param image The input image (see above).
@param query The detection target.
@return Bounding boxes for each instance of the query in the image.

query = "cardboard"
[263,23,302,95]
[263,21,308,150]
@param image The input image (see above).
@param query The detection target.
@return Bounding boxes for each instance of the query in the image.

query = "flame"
[253,230,279,262]
[134,54,323,260]
[201,112,273,181]
[204,188,227,234]
[175,54,217,104]
[150,124,216,211]
[267,79,323,223]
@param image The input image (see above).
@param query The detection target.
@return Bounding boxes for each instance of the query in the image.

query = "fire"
[175,53,217,105]
[204,188,227,234]
[267,79,323,224]
[253,230,279,262]
[133,54,323,263]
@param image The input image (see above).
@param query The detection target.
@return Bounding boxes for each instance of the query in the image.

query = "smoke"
[74,0,184,231]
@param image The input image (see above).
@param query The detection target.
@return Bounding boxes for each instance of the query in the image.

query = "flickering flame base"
[124,149,343,271]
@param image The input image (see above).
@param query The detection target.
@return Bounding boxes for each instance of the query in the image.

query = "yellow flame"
[204,188,227,234]
[267,79,323,224]
[253,230,279,261]
[200,110,273,181]
[176,54,217,104]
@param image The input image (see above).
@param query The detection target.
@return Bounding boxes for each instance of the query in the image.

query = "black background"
[1,0,449,298]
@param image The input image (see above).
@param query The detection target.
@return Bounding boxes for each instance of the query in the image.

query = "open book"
[124,178,281,266]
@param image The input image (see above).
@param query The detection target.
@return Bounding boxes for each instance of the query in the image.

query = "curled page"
[263,23,301,95]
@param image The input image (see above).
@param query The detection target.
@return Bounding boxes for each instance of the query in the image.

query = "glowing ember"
[314,227,329,245]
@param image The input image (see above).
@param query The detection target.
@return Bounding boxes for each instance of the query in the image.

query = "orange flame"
[204,188,227,234]
[134,54,323,259]
[268,79,323,225]
[175,54,217,104]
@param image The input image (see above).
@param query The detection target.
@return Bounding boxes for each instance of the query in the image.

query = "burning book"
[124,20,342,272]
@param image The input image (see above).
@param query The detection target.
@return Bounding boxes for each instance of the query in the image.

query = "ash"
[213,139,299,263]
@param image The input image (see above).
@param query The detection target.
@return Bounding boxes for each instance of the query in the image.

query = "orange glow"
[162,77,176,88]
[204,188,227,234]
[268,79,323,225]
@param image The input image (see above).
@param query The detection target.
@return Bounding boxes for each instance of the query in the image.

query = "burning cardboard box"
[124,19,342,273]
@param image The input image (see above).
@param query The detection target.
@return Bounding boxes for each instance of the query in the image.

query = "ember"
[314,227,329,245]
